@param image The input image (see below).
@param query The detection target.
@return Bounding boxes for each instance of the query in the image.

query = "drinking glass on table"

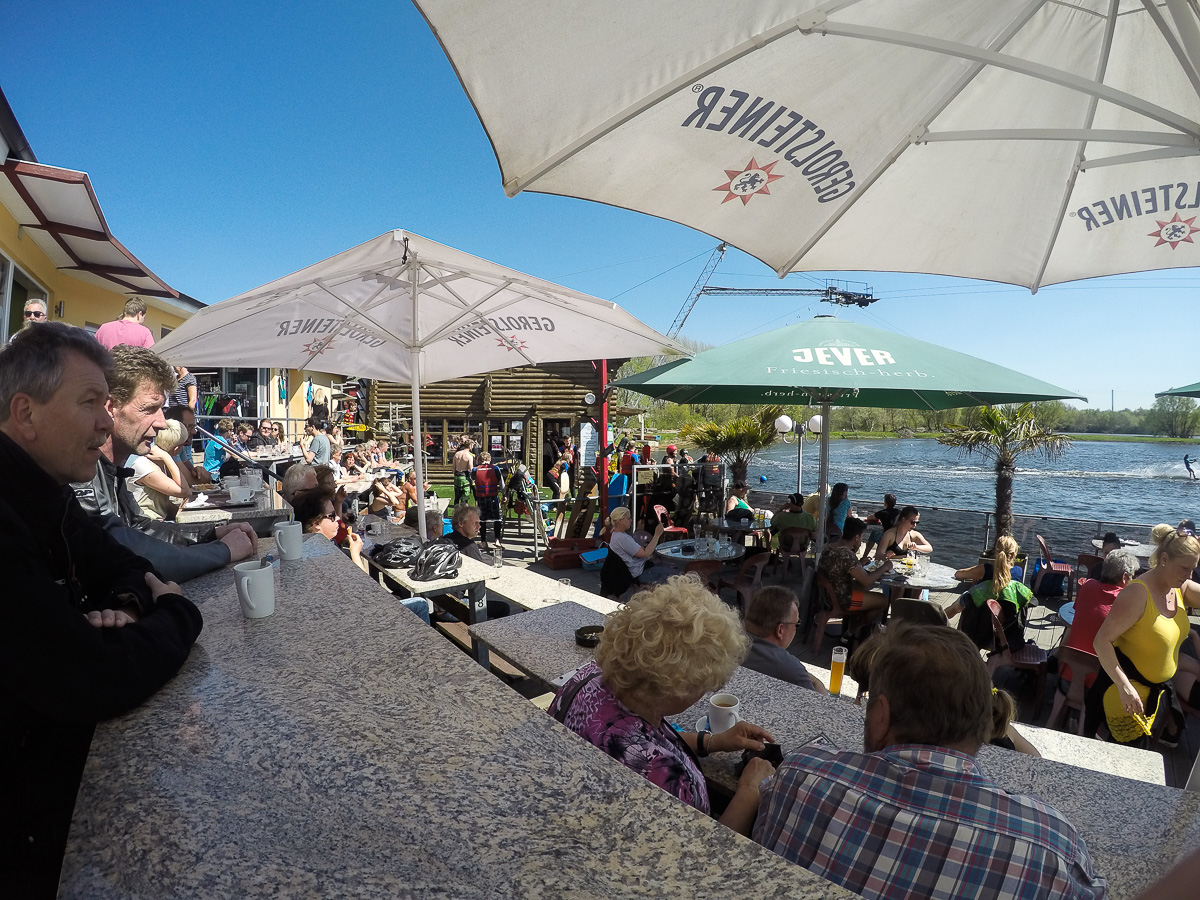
[492,546,503,568]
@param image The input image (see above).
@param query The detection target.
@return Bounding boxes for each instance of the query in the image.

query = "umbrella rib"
[309,278,414,348]
[779,0,1048,273]
[810,21,1200,137]
[1151,0,1200,93]
[1031,0,1120,294]
[922,127,1197,147]
[412,264,543,367]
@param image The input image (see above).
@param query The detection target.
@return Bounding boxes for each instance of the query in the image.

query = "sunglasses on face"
[23,310,46,319]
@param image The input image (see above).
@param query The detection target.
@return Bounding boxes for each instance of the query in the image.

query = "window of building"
[0,253,48,342]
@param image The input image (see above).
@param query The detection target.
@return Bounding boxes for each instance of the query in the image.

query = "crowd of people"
[4,308,1194,899]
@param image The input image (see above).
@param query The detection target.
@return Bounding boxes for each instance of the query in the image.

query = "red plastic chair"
[654,504,689,540]
[1035,534,1075,600]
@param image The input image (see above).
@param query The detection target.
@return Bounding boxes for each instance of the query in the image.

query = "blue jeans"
[401,597,430,625]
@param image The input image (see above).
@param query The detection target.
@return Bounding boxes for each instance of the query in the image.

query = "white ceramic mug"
[233,561,275,619]
[244,469,264,492]
[707,692,741,733]
[229,485,255,503]
[272,521,303,560]
[221,476,239,493]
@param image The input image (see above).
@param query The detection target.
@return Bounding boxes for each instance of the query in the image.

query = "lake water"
[747,438,1200,569]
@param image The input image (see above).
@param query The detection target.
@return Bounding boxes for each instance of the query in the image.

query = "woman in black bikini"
[874,505,932,561]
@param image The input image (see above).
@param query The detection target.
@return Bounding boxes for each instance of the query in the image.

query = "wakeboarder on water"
[1186,454,1197,481]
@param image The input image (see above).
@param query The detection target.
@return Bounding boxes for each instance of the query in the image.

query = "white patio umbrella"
[417,0,1200,290]
[154,230,683,537]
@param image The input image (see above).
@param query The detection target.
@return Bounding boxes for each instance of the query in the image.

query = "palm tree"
[938,403,1070,538]
[680,405,782,484]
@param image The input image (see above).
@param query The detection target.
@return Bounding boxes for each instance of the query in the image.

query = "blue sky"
[5,1,1199,410]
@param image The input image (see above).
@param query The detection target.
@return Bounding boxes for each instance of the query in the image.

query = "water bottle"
[920,589,929,603]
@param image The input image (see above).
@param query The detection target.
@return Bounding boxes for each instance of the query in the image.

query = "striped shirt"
[754,741,1105,900]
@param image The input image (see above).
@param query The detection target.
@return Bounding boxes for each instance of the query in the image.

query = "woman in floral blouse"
[549,577,776,835]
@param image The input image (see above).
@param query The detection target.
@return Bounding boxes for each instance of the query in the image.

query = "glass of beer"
[830,645,848,696]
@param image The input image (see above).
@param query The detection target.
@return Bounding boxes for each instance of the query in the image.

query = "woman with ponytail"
[1087,524,1200,745]
[946,536,1035,673]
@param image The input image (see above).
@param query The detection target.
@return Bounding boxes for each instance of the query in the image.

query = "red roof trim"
[0,159,179,299]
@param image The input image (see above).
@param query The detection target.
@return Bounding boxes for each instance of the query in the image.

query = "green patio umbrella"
[613,315,1084,553]
[1157,383,1200,399]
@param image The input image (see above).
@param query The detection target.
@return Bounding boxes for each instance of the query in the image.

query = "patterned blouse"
[818,544,862,611]
[548,661,708,814]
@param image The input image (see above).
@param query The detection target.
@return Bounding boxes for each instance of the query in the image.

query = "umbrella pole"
[410,260,428,542]
[813,401,831,561]
[411,359,427,541]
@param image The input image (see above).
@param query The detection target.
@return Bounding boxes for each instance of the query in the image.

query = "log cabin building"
[369,360,620,487]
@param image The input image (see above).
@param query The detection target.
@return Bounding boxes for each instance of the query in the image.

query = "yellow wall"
[0,200,191,337]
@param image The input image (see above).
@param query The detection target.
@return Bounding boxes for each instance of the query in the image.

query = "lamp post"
[774,413,823,495]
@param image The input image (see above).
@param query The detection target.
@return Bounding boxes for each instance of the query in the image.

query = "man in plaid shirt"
[754,624,1105,899]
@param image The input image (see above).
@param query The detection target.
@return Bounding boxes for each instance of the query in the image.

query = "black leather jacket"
[72,453,231,583]
[0,432,203,894]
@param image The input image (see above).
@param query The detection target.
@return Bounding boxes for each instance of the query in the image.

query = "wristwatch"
[696,729,711,757]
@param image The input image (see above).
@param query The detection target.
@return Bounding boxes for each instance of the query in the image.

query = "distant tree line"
[610,358,1200,439]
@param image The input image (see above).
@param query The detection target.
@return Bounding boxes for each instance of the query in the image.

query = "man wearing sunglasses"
[8,298,48,343]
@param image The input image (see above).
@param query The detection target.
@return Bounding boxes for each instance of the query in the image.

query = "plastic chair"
[891,594,948,626]
[774,527,811,581]
[1046,646,1101,734]
[810,573,866,655]
[718,553,770,611]
[654,504,689,540]
[1076,553,1103,583]
[1035,534,1074,599]
[980,596,1049,716]
[684,559,722,593]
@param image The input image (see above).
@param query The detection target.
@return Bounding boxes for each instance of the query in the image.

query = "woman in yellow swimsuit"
[1090,525,1200,744]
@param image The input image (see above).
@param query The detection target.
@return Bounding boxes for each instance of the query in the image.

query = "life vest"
[620,451,638,476]
[475,464,500,498]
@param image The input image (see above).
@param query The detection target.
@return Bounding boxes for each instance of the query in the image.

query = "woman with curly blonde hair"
[548,576,776,835]
[1088,524,1200,745]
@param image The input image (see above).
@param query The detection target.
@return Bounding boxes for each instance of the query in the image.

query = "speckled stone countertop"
[470,601,606,686]
[175,482,291,527]
[467,603,1195,898]
[58,535,858,899]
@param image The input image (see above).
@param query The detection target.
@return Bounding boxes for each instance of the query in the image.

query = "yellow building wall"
[0,200,190,336]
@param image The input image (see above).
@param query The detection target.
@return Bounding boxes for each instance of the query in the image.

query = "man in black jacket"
[72,345,256,582]
[0,323,203,899]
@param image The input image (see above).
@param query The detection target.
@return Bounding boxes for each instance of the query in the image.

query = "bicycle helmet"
[369,536,422,569]
[409,540,462,581]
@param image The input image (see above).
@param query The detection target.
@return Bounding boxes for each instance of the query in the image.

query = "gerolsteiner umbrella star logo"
[1148,213,1200,249]
[714,157,782,205]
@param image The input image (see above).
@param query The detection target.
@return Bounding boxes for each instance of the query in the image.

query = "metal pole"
[813,401,832,560]
[796,427,803,495]
[598,359,608,533]
[410,260,428,542]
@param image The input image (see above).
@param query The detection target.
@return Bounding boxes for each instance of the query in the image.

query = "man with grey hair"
[0,322,203,897]
[281,462,318,505]
[1065,548,1137,666]
[72,345,256,582]
[755,623,1105,899]
[94,296,155,350]
[7,297,48,344]
[741,586,824,693]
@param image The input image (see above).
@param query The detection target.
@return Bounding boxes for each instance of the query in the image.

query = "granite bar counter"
[175,483,292,535]
[59,535,854,899]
